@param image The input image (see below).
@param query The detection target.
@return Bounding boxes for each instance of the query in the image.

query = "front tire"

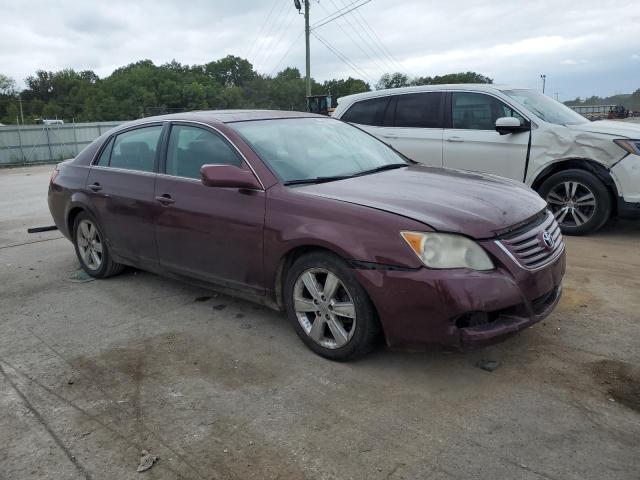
[73,211,124,278]
[284,252,380,361]
[538,169,611,235]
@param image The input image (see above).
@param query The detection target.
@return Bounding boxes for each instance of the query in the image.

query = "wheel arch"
[530,158,619,216]
[66,206,86,237]
[273,245,345,310]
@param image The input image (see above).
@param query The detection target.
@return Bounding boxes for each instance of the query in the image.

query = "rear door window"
[341,97,390,126]
[109,126,163,172]
[166,125,242,179]
[394,92,444,128]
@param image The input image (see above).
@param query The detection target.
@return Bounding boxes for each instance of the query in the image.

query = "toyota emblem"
[541,231,555,250]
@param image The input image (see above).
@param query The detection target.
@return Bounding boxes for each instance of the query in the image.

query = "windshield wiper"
[283,175,353,186]
[354,163,408,177]
[283,163,408,186]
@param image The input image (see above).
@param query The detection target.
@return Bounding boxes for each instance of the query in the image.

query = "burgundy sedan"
[48,110,565,360]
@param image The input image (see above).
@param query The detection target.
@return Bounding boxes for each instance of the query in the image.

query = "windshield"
[501,89,589,126]
[229,117,408,183]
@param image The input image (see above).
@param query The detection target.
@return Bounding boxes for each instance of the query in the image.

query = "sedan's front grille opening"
[454,311,500,329]
[498,210,565,270]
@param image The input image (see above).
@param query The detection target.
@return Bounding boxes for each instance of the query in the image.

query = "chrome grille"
[497,211,564,270]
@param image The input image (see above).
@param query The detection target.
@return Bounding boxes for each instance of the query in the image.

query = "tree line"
[0,55,495,125]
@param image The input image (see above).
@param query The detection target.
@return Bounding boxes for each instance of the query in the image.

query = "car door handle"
[155,194,175,205]
[446,136,464,143]
[88,182,102,192]
[382,134,398,139]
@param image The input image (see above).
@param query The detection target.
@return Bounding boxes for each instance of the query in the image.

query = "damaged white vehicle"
[333,85,640,235]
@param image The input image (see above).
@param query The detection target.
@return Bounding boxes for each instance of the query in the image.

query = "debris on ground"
[137,450,158,473]
[476,359,501,372]
[68,269,94,283]
[27,225,58,233]
[213,304,227,311]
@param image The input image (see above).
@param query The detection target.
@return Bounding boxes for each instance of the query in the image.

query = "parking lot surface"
[1,165,639,479]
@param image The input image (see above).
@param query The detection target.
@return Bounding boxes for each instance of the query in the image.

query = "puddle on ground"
[590,359,640,412]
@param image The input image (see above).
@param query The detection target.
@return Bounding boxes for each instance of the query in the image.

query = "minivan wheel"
[538,169,611,235]
[73,211,124,278]
[284,252,380,361]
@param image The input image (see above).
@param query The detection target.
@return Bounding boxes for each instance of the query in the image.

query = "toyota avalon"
[48,110,565,360]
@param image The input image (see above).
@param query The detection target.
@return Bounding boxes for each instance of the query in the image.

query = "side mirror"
[495,117,529,135]
[200,164,262,190]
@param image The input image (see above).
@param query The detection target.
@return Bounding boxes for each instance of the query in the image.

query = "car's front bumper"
[353,243,566,351]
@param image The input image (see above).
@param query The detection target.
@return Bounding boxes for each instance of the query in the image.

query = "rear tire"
[284,252,380,361]
[72,211,124,278]
[538,169,611,235]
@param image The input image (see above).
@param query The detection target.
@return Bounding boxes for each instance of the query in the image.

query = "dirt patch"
[591,359,640,412]
[557,286,597,311]
[70,331,279,391]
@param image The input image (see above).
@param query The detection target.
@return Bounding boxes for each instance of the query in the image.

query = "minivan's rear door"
[377,92,444,167]
[442,92,529,180]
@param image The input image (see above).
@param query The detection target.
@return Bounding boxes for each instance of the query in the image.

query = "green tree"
[375,72,410,90]
[411,71,493,85]
[322,77,370,106]
[0,74,16,95]
[205,55,255,88]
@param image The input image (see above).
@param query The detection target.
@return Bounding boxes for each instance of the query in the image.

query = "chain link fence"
[0,121,123,167]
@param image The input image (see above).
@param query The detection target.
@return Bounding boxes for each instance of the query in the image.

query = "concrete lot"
[1,164,639,480]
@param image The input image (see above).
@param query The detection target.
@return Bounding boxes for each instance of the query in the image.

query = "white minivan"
[333,85,640,234]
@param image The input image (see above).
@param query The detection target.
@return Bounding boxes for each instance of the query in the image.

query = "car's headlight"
[400,231,494,271]
[614,139,640,155]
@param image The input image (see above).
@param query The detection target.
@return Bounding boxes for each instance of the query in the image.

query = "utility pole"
[18,95,24,125]
[304,0,311,97]
[540,74,546,94]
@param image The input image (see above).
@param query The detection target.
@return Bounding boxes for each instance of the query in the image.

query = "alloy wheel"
[545,181,596,228]
[293,268,356,349]
[76,219,103,270]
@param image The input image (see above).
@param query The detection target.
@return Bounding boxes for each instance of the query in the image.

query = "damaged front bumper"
[353,242,566,351]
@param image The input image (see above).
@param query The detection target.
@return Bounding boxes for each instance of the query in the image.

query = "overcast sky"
[1,0,638,99]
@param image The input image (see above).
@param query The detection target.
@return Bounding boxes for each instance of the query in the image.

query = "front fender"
[263,185,428,289]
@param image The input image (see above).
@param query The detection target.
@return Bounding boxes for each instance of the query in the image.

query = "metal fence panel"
[0,121,123,166]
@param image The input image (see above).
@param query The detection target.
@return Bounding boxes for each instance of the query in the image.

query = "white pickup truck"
[333,85,640,235]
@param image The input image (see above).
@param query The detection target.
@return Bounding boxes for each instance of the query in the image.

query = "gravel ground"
[1,164,639,480]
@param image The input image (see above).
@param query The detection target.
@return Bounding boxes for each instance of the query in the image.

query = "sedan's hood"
[298,165,547,239]
[567,120,640,139]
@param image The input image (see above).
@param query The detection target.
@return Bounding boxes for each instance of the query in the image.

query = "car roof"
[123,109,323,127]
[337,84,526,105]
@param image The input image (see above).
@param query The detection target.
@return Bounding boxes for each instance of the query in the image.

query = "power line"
[310,0,371,29]
[257,7,299,73]
[350,4,408,75]
[311,30,375,85]
[245,0,280,62]
[310,0,367,27]
[321,0,395,77]
[250,0,291,68]
[269,31,304,76]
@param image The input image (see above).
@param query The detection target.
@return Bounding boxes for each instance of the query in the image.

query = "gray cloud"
[0,0,638,99]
